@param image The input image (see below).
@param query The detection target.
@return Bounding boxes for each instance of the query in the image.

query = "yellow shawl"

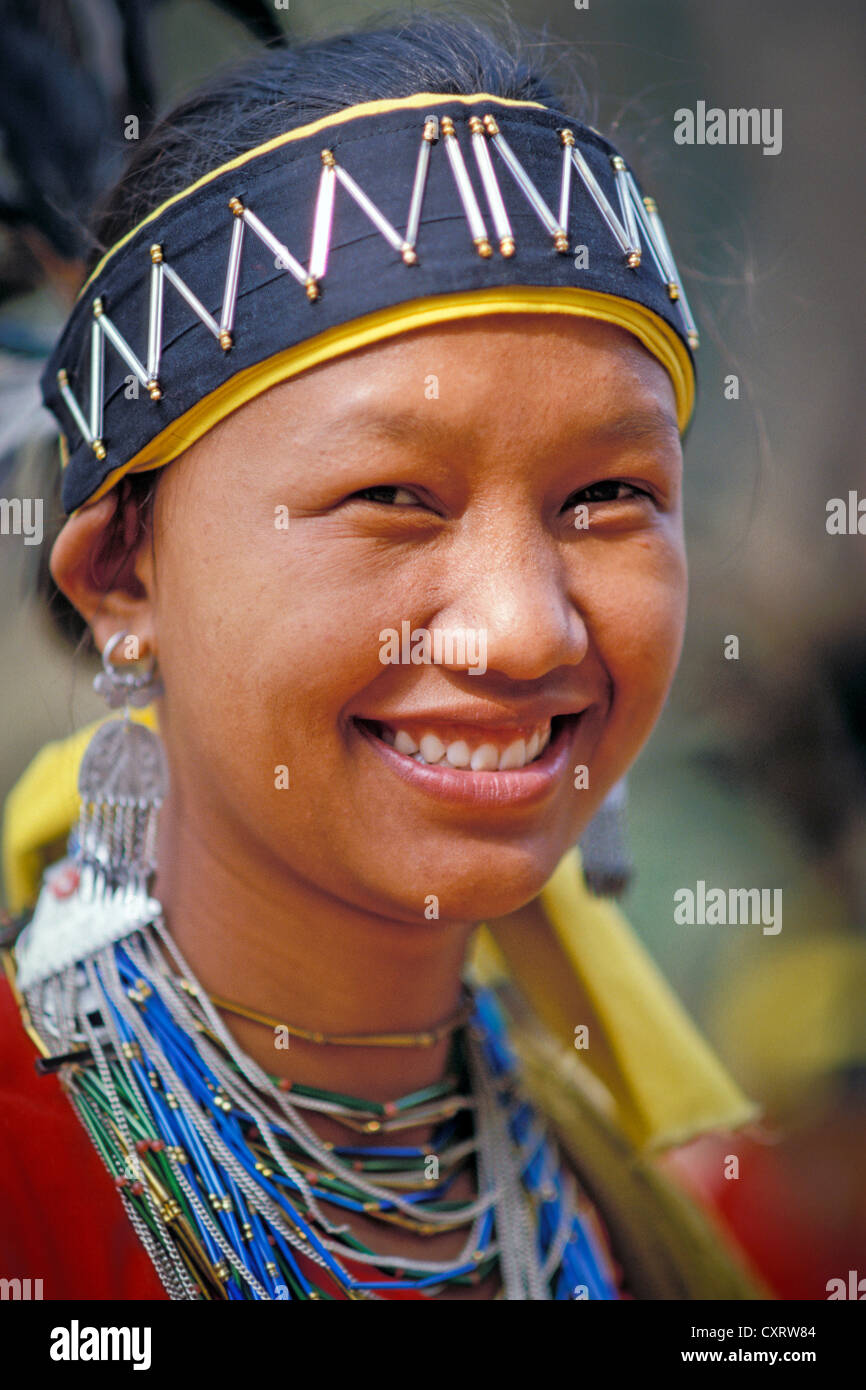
[2,710,757,1156]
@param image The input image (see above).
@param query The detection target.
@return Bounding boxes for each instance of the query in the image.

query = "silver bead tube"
[403,116,438,258]
[309,156,337,281]
[238,205,309,288]
[469,116,514,254]
[334,162,406,254]
[57,368,94,445]
[441,116,491,255]
[89,318,104,443]
[146,255,164,382]
[623,173,671,288]
[219,214,245,346]
[93,301,149,386]
[569,145,634,261]
[161,262,221,341]
[484,115,565,250]
[610,157,642,266]
[643,195,700,345]
[558,131,575,238]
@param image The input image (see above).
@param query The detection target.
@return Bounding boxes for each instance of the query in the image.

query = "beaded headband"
[41,91,699,515]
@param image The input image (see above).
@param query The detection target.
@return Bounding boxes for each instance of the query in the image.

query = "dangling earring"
[77,629,168,907]
[577,777,634,898]
[15,630,169,992]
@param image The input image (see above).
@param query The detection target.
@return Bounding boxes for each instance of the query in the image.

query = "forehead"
[187,312,681,472]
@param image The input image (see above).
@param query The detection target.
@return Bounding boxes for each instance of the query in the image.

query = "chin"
[380,840,575,924]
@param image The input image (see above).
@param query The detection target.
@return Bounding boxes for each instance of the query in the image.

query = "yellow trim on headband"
[73,286,694,511]
[78,91,547,299]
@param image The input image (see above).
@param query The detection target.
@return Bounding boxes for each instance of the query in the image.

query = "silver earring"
[578,778,634,898]
[73,631,167,920]
[92,629,164,707]
[14,630,168,993]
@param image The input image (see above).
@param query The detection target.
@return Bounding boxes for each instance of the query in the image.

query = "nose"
[432,523,589,683]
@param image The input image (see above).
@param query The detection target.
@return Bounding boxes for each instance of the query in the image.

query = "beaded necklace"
[14,896,622,1301]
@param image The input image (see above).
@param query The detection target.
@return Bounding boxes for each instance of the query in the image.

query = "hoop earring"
[92,629,164,708]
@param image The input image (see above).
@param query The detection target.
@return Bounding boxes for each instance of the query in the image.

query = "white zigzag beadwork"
[57,112,699,464]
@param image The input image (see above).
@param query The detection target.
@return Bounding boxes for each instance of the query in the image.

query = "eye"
[564,479,654,510]
[348,484,422,507]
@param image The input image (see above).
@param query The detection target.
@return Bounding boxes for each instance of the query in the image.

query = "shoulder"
[0,962,167,1300]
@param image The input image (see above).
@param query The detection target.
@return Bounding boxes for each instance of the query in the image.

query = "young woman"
[0,14,763,1300]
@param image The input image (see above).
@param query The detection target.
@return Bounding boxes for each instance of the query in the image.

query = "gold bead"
[320,149,335,167]
[688,330,700,350]
[554,230,569,253]
[667,282,680,301]
[228,196,245,216]
[213,1260,230,1282]
[559,128,575,147]
[305,277,320,302]
[482,114,500,137]
[147,379,162,401]
[611,155,626,170]
[218,329,232,351]
[441,116,455,138]
[401,244,418,266]
[474,237,493,259]
[422,117,438,143]
[468,115,484,135]
[643,196,658,214]
[149,244,163,263]
[57,368,69,386]
[92,297,104,317]
[626,251,641,269]
[92,439,106,461]
[500,237,515,258]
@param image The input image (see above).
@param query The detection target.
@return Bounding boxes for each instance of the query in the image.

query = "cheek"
[149,502,409,767]
[586,528,688,715]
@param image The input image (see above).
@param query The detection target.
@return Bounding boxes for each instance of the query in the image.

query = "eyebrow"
[583,404,681,446]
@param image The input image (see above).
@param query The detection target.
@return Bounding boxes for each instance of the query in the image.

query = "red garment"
[0,972,167,1300]
[0,974,430,1301]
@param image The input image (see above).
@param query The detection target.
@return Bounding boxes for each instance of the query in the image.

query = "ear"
[49,489,157,659]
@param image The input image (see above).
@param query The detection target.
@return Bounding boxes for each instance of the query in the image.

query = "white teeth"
[376,718,557,769]
[445,740,472,767]
[470,742,500,771]
[419,733,446,763]
[498,738,526,770]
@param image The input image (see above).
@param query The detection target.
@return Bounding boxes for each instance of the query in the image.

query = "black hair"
[86,10,590,267]
[43,9,593,647]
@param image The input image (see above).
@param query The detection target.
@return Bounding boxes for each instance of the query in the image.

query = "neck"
[153,796,477,1108]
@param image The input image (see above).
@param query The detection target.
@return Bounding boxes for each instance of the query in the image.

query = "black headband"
[41,92,698,514]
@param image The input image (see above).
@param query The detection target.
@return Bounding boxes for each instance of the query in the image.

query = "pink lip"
[353,715,580,809]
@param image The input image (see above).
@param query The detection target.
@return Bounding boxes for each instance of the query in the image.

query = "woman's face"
[141,314,687,922]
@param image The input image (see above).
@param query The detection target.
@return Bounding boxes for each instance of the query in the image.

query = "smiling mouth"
[354,714,574,771]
